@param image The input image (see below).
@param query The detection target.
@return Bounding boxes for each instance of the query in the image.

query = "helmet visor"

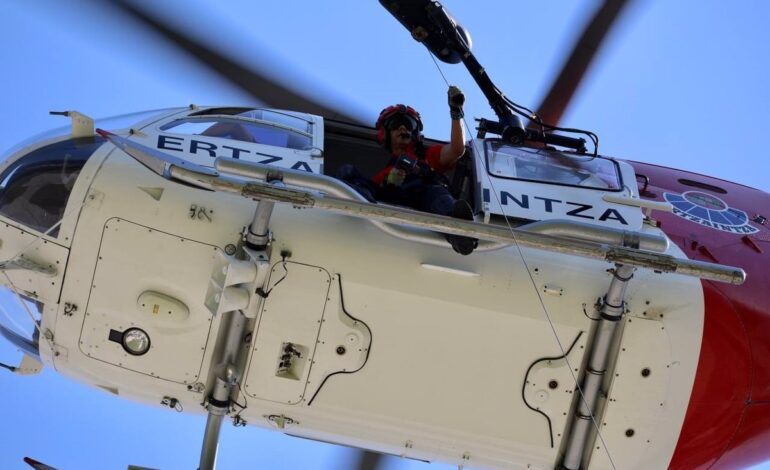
[384,114,418,132]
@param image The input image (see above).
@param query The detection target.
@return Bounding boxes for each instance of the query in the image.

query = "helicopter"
[0,0,764,465]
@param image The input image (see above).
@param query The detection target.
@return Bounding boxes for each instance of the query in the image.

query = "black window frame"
[0,136,104,237]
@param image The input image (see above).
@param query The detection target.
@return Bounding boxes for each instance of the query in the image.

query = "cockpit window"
[485,141,622,191]
[0,136,104,237]
[161,108,313,150]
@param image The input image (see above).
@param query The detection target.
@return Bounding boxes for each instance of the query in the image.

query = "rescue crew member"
[338,86,476,255]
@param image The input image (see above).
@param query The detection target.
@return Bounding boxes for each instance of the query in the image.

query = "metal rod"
[198,309,248,470]
[172,166,746,285]
[215,159,669,253]
[199,406,225,470]
[249,201,275,244]
[246,174,284,248]
[216,158,508,251]
[101,129,680,261]
[522,219,667,253]
[561,264,635,470]
[199,375,233,470]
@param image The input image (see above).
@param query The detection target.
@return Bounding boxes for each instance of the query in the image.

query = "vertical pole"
[197,309,248,470]
[561,264,634,469]
[245,174,284,249]
[198,378,229,470]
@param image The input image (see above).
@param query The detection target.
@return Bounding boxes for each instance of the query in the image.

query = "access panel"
[79,218,219,384]
[243,261,331,405]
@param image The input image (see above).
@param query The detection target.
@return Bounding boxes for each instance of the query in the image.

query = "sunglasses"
[384,114,418,132]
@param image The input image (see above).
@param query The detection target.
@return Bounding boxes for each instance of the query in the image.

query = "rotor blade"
[23,457,58,470]
[106,0,366,124]
[353,450,385,470]
[534,0,632,126]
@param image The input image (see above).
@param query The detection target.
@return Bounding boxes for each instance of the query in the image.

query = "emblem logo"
[664,191,758,234]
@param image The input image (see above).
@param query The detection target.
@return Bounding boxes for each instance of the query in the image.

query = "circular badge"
[664,191,758,234]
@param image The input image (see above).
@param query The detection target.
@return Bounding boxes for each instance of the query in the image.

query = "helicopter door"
[473,140,644,230]
[79,219,218,384]
[154,108,324,174]
[0,137,100,306]
[242,262,331,405]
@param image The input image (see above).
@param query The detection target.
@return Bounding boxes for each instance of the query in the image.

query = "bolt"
[336,346,346,355]
[548,380,558,390]
[641,368,651,377]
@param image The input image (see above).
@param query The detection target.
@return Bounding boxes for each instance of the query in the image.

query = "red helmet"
[375,104,423,149]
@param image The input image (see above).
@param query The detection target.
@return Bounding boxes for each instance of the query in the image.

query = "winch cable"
[428,53,617,469]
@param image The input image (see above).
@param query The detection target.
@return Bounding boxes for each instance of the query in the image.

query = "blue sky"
[1,1,769,469]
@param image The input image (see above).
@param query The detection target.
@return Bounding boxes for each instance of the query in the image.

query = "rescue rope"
[428,51,618,470]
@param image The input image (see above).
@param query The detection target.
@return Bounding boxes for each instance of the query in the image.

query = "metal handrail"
[215,158,669,254]
[98,130,745,285]
[177,164,745,285]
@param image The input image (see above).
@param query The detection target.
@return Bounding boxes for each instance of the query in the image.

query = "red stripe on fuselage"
[668,283,750,469]
[629,161,770,468]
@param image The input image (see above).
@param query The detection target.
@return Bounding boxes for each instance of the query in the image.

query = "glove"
[448,85,465,120]
[386,167,406,186]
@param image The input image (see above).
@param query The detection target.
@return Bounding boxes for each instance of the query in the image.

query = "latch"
[265,414,297,430]
[160,396,183,412]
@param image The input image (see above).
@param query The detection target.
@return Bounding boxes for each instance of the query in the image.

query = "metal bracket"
[14,354,43,376]
[50,110,94,138]
[265,414,297,430]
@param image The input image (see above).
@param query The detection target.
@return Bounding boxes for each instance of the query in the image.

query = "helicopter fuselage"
[0,106,767,469]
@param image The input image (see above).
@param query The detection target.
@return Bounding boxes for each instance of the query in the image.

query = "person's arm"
[440,117,466,166]
[440,86,466,167]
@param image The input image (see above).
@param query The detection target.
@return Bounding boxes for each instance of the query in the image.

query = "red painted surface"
[628,161,770,468]
[714,403,770,469]
[667,284,749,469]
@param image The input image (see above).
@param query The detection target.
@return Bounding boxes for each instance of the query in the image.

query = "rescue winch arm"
[380,0,527,143]
[380,0,588,152]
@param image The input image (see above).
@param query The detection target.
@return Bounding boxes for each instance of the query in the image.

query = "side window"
[0,136,104,237]
[161,119,313,150]
[161,108,314,151]
[485,141,622,191]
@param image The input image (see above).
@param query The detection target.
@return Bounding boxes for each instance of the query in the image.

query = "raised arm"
[440,85,467,167]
